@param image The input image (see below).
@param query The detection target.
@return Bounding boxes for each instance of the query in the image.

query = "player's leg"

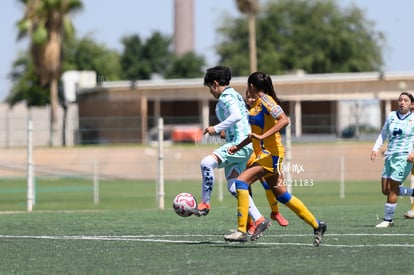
[271,178,327,246]
[247,153,288,226]
[403,168,414,218]
[227,170,268,237]
[264,156,326,246]
[260,176,289,226]
[196,153,219,216]
[224,165,266,242]
[378,156,411,226]
[376,178,399,227]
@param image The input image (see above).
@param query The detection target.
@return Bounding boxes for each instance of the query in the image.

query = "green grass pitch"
[0,178,414,274]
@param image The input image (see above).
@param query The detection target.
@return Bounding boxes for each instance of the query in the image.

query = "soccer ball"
[173,193,197,217]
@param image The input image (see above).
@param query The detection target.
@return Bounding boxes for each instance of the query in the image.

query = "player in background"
[245,89,289,227]
[403,101,414,219]
[371,92,414,227]
[224,72,327,246]
[403,168,414,219]
[194,65,271,239]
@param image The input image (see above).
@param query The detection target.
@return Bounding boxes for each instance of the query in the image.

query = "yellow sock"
[411,202,414,211]
[285,195,319,229]
[265,189,279,213]
[236,188,249,233]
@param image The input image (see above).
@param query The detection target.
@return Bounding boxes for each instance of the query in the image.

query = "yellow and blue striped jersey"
[248,94,285,157]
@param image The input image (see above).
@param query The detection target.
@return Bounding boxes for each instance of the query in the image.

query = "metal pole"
[285,118,292,194]
[157,117,165,209]
[27,119,34,212]
[93,159,99,204]
[340,156,345,199]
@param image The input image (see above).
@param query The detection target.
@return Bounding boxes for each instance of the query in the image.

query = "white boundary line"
[1,233,414,247]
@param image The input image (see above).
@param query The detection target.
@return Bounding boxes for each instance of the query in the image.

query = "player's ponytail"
[263,74,281,105]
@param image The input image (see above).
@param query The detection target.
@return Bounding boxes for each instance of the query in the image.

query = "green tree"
[121,32,171,80]
[220,0,385,76]
[165,52,205,79]
[63,36,122,82]
[7,52,49,107]
[16,0,83,146]
[120,32,205,80]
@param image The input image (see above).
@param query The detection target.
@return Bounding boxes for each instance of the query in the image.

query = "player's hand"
[219,130,226,139]
[370,151,377,161]
[228,145,238,155]
[203,126,216,135]
[407,152,414,162]
[249,133,262,140]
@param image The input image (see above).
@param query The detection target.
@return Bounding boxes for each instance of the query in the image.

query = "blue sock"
[399,186,413,196]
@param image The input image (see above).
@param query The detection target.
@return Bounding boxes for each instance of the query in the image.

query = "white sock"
[248,195,263,222]
[384,203,397,221]
[200,155,218,203]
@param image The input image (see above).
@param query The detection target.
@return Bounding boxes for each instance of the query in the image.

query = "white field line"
[1,233,414,247]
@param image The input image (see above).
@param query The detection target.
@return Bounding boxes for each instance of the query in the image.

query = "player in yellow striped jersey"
[224,72,326,246]
[245,90,288,227]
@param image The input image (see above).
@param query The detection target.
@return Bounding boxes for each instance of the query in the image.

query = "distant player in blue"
[371,92,414,227]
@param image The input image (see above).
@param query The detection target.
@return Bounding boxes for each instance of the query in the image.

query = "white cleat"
[375,220,394,228]
[404,210,414,219]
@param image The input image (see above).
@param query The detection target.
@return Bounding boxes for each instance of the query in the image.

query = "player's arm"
[211,99,242,134]
[371,120,388,161]
[253,111,288,140]
[251,98,288,140]
[228,136,252,154]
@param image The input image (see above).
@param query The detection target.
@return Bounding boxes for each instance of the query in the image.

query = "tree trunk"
[49,77,59,146]
[248,13,257,73]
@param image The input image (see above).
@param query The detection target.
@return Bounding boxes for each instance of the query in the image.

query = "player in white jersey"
[193,65,271,240]
[371,92,414,227]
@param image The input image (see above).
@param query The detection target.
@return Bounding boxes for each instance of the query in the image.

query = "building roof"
[78,71,414,101]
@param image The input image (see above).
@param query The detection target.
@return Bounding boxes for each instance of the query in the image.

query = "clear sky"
[1,0,413,102]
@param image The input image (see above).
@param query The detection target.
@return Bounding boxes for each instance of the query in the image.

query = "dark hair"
[400,91,414,103]
[247,72,281,105]
[203,65,231,86]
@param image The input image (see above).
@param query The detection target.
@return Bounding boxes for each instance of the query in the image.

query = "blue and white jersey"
[213,87,250,143]
[373,111,414,156]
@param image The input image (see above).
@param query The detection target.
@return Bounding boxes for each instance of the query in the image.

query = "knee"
[276,191,292,204]
[228,183,237,197]
[200,155,217,169]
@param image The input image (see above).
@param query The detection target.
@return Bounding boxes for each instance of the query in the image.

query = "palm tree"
[236,0,259,73]
[16,0,82,146]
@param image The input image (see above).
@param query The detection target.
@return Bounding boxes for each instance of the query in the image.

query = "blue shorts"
[213,143,253,177]
[382,154,413,183]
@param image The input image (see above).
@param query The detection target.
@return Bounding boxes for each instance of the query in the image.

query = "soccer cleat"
[403,210,414,219]
[270,211,289,227]
[224,230,249,242]
[246,220,256,235]
[192,202,210,217]
[313,221,327,246]
[375,220,394,228]
[250,218,271,241]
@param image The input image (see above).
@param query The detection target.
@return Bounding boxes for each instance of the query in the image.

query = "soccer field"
[0,179,413,274]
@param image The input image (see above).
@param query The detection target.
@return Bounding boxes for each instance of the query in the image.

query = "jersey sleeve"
[213,93,242,133]
[261,94,284,119]
[372,113,390,151]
